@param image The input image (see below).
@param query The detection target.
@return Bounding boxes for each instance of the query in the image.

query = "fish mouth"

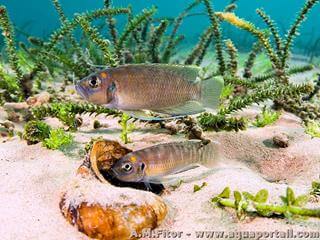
[75,84,89,99]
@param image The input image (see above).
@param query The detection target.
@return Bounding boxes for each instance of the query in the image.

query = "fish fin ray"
[200,76,224,112]
[171,164,201,175]
[123,110,168,121]
[155,101,204,116]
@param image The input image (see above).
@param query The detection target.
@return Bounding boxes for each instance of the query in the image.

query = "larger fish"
[109,140,221,184]
[75,64,224,119]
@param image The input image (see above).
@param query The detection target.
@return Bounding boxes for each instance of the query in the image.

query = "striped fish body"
[110,141,220,183]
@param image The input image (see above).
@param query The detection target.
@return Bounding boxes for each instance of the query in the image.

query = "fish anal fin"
[155,101,204,116]
[172,164,200,175]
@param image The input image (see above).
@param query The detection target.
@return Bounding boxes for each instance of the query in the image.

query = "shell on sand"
[59,140,168,240]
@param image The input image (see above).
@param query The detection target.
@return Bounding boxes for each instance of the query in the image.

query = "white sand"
[1,110,320,240]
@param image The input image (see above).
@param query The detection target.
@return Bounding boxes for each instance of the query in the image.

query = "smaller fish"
[109,140,221,184]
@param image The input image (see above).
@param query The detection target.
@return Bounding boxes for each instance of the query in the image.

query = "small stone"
[26,92,51,106]
[164,121,183,135]
[273,133,290,148]
[1,120,15,129]
[75,116,83,128]
[187,125,203,140]
[3,102,29,111]
[93,120,102,129]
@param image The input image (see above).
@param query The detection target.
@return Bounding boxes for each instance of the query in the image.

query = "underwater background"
[1,0,320,55]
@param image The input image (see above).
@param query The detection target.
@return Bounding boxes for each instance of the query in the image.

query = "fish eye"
[122,163,133,172]
[88,75,101,88]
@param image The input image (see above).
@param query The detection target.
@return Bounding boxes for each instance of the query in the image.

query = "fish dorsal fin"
[156,64,201,82]
[120,64,201,83]
[155,101,205,116]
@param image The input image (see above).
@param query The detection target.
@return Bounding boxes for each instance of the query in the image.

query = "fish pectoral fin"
[123,110,161,121]
[123,110,178,121]
[155,101,205,116]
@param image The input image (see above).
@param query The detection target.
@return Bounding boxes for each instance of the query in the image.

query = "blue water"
[0,0,320,54]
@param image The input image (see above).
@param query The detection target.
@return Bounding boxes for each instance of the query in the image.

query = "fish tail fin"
[200,76,224,112]
[201,140,223,168]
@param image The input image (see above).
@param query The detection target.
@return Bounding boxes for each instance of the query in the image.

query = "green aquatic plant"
[305,121,320,138]
[212,187,320,220]
[185,27,214,66]
[0,6,23,81]
[148,20,169,63]
[253,106,281,128]
[219,84,234,101]
[202,0,226,75]
[116,7,157,60]
[43,128,74,150]
[194,182,208,193]
[219,83,313,115]
[311,181,320,196]
[225,39,238,77]
[216,0,319,83]
[198,113,247,132]
[243,42,262,78]
[162,0,201,63]
[104,0,118,46]
[31,102,121,130]
[119,113,135,144]
[77,16,117,67]
[22,120,51,145]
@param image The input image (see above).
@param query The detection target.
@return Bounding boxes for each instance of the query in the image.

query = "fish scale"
[109,65,198,109]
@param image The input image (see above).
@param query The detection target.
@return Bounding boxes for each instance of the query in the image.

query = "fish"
[75,64,224,120]
[109,140,221,184]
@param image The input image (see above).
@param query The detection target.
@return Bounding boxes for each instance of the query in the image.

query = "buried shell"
[59,140,168,240]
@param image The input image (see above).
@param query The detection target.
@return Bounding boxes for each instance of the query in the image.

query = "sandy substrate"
[1,108,320,240]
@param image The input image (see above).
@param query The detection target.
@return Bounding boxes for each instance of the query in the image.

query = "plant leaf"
[194,182,207,193]
[234,191,242,205]
[254,189,269,203]
[280,196,288,206]
[286,187,295,206]
[293,194,309,207]
[243,191,255,201]
[219,187,231,198]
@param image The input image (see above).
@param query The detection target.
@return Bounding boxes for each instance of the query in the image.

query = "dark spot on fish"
[141,162,146,171]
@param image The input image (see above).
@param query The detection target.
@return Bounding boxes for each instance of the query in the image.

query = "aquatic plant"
[212,187,320,219]
[193,182,208,193]
[216,0,319,84]
[119,113,135,144]
[162,0,201,63]
[22,120,51,145]
[43,128,74,150]
[31,102,121,130]
[198,113,247,132]
[311,181,320,196]
[253,106,281,128]
[202,0,226,75]
[185,26,213,66]
[305,120,320,138]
